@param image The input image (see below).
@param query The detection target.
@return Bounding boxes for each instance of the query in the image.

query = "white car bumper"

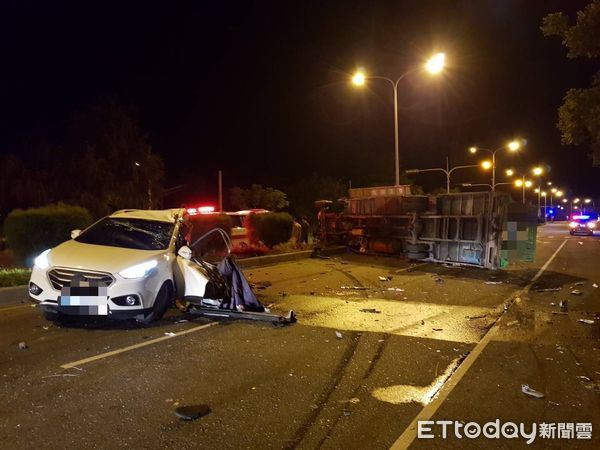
[29,264,168,319]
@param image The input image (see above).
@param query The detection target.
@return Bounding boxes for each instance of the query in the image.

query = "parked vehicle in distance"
[568,215,596,236]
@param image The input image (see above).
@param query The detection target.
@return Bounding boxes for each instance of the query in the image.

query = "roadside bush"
[246,212,294,248]
[188,213,233,255]
[3,204,92,265]
[0,268,31,287]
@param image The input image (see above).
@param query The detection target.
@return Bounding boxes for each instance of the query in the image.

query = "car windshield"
[75,218,174,250]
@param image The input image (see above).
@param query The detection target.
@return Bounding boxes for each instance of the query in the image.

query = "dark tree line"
[0,94,165,220]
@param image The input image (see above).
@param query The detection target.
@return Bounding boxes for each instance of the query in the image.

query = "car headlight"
[118,260,158,279]
[33,249,51,270]
[569,222,578,228]
[587,222,596,229]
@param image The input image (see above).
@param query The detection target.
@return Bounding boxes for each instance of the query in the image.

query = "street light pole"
[352,53,445,186]
[406,161,483,193]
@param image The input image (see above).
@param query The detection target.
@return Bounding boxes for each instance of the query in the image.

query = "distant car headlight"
[569,222,578,228]
[587,222,596,229]
[118,260,158,279]
[33,249,51,270]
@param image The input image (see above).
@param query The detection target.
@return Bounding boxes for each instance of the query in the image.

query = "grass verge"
[0,268,31,287]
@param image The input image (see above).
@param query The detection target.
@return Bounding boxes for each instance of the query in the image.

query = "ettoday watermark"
[417,420,592,444]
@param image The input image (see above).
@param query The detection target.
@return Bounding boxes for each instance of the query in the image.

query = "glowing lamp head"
[507,140,521,152]
[551,188,557,193]
[514,179,523,187]
[532,167,543,176]
[469,146,477,154]
[505,169,514,177]
[525,180,533,188]
[351,71,366,86]
[534,188,540,193]
[481,160,492,170]
[541,191,547,197]
[584,198,591,204]
[562,198,568,203]
[556,190,563,197]
[425,52,445,74]
[574,198,580,203]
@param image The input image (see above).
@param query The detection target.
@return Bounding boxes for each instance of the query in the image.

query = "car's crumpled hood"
[47,240,168,274]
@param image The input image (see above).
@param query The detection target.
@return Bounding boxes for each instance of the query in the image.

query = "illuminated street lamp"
[405,157,489,193]
[507,167,543,204]
[351,52,446,186]
[468,140,522,191]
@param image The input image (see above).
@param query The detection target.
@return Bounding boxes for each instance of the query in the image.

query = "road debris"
[164,332,176,337]
[560,300,568,312]
[552,311,568,316]
[335,331,343,339]
[578,241,583,245]
[432,276,444,284]
[506,320,519,327]
[360,308,381,314]
[536,288,561,292]
[18,342,27,350]
[548,401,560,407]
[378,276,388,281]
[577,375,592,382]
[174,404,211,421]
[593,283,599,288]
[573,281,584,286]
[467,314,487,320]
[570,290,583,295]
[41,373,78,379]
[577,319,595,325]
[484,281,503,285]
[341,286,368,290]
[386,287,405,292]
[175,319,188,324]
[521,384,544,399]
[432,328,443,332]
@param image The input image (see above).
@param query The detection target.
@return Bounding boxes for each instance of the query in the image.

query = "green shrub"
[4,204,92,265]
[246,212,294,248]
[187,213,233,255]
[0,268,31,287]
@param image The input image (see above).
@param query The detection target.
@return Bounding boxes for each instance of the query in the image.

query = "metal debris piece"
[174,404,211,421]
[485,281,503,285]
[593,283,599,288]
[573,282,584,286]
[506,320,519,327]
[552,311,568,316]
[378,276,388,282]
[360,308,381,314]
[570,290,583,295]
[548,401,560,406]
[560,300,568,312]
[577,319,595,325]
[536,288,561,292]
[18,342,27,350]
[164,332,176,337]
[432,276,444,284]
[577,375,592,382]
[386,287,405,292]
[341,286,368,290]
[578,241,583,245]
[521,384,544,399]
[335,331,343,339]
[467,314,487,320]
[432,328,443,331]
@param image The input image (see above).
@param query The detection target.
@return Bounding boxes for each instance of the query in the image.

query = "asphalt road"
[0,223,598,449]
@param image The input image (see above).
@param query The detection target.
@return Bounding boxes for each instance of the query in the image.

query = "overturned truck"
[317,185,537,270]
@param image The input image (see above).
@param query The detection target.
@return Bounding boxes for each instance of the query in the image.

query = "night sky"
[1,0,598,205]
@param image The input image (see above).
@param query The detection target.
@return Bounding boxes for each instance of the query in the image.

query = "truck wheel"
[405,243,429,253]
[406,251,428,261]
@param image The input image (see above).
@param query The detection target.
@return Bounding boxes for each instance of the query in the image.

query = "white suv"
[28,209,190,323]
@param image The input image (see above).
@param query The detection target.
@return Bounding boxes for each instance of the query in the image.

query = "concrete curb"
[236,246,346,269]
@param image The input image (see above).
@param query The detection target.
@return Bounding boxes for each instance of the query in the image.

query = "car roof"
[109,209,185,223]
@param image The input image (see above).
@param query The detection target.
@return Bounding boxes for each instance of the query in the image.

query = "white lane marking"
[60,322,218,369]
[390,238,569,450]
[0,304,36,312]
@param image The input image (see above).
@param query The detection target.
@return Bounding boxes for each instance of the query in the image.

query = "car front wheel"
[137,283,172,324]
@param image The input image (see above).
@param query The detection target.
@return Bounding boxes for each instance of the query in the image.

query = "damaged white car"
[28,208,294,324]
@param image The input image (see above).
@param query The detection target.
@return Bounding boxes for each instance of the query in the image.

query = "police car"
[568,215,596,236]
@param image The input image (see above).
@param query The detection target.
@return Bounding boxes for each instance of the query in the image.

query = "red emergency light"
[187,205,215,216]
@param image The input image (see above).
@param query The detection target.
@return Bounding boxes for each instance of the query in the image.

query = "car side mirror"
[71,229,81,239]
[177,245,192,260]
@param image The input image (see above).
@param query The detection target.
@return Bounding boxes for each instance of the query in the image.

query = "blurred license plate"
[59,281,109,315]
